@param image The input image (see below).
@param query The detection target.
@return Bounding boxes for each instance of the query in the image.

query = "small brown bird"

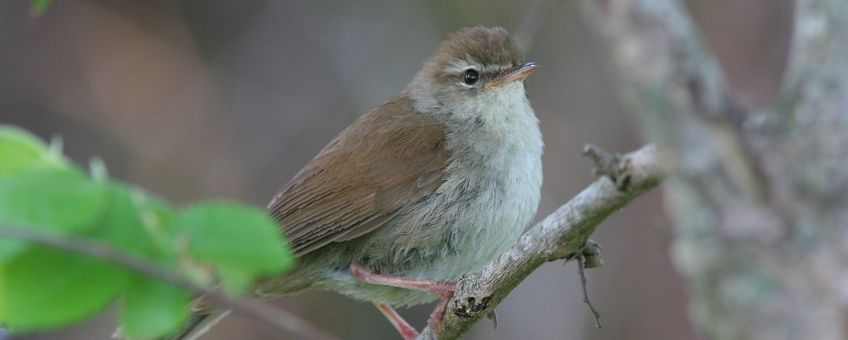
[188,26,542,340]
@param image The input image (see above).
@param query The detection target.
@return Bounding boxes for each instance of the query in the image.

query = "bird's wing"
[267,95,451,256]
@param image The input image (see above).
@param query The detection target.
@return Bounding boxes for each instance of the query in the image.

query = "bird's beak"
[483,62,539,89]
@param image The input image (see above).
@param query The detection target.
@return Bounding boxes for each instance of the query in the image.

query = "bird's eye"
[462,69,479,85]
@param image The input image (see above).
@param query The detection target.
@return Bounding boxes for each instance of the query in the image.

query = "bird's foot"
[351,263,457,335]
[376,303,419,340]
[426,286,455,332]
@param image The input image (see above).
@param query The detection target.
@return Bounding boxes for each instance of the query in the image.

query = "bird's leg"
[350,263,456,333]
[375,303,419,340]
[350,263,456,294]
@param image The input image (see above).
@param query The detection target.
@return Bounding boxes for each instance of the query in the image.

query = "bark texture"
[579,0,848,339]
[418,144,666,339]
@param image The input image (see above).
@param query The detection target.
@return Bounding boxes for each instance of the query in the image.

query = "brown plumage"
[267,95,451,256]
[176,26,542,340]
[421,26,524,85]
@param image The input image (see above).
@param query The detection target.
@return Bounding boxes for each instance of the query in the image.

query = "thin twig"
[0,225,337,340]
[577,254,602,328]
[486,310,498,331]
[583,144,623,185]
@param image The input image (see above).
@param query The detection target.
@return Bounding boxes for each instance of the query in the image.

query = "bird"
[186,26,542,340]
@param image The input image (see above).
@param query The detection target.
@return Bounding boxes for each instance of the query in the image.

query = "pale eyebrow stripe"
[443,59,476,74]
[443,57,512,75]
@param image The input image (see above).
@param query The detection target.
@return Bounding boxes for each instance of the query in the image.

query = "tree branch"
[418,144,666,339]
[577,1,848,339]
[578,0,771,203]
[0,225,337,340]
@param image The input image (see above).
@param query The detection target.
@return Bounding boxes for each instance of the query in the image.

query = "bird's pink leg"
[375,303,419,340]
[350,263,456,333]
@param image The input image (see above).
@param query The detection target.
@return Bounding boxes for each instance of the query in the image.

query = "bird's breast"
[366,88,544,281]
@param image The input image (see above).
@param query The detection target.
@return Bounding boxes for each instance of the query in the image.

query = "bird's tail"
[161,267,314,339]
[164,275,311,340]
[168,308,232,340]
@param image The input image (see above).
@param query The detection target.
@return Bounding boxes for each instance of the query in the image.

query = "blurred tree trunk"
[579,0,848,339]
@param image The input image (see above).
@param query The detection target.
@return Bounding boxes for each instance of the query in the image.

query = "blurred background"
[1,0,792,339]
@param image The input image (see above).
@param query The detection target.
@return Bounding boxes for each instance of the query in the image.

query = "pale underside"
[260,82,543,307]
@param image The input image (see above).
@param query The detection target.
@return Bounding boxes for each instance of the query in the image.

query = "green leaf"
[86,183,170,259]
[83,184,187,338]
[0,169,103,229]
[171,202,293,293]
[0,125,64,177]
[120,278,191,340]
[30,0,54,18]
[0,246,132,331]
[0,169,106,260]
